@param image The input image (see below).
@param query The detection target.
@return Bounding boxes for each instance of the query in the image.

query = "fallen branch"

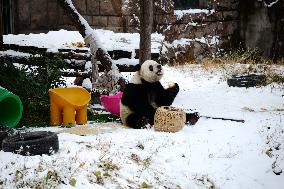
[185,110,245,125]
[199,115,245,123]
[58,0,127,91]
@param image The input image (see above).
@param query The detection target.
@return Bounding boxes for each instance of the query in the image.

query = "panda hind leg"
[126,114,149,129]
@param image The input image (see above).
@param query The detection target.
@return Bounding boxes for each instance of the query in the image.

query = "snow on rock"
[174,9,215,19]
[82,78,92,90]
[86,30,164,54]
[3,30,87,52]
[112,58,139,65]
[3,30,164,54]
[0,50,31,57]
[84,61,92,72]
[264,0,280,7]
[195,36,220,46]
[161,36,219,56]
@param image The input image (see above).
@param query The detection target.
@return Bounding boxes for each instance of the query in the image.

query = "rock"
[272,161,282,175]
[273,166,282,175]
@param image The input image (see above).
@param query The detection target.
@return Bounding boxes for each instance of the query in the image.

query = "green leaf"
[94,171,101,177]
[141,182,152,188]
[69,178,77,187]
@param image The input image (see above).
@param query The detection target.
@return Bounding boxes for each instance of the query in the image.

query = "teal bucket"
[0,87,23,128]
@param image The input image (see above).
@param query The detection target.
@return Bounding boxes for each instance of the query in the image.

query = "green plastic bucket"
[0,87,23,128]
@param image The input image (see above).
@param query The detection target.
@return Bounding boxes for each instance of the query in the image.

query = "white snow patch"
[82,78,92,90]
[264,0,280,7]
[112,58,139,65]
[3,30,87,52]
[174,9,215,19]
[0,50,31,57]
[3,30,165,54]
[84,61,92,72]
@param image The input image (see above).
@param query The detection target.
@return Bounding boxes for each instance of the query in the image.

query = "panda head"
[135,60,164,83]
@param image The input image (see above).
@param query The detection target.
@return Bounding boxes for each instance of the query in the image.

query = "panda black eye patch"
[149,65,153,71]
[157,64,161,69]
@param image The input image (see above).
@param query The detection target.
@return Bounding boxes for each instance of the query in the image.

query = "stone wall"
[162,0,239,45]
[121,0,174,32]
[239,0,284,58]
[14,0,125,34]
[153,0,240,62]
[121,0,239,43]
[14,0,177,33]
[14,0,239,41]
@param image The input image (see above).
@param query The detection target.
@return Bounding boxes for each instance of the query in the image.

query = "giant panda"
[120,60,179,129]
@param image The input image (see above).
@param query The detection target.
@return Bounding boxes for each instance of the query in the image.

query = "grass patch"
[0,53,66,127]
[176,48,284,87]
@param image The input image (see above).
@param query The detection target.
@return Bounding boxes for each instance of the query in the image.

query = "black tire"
[2,131,59,156]
[227,74,266,88]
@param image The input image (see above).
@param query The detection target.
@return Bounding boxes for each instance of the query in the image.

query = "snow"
[161,36,219,55]
[0,50,31,57]
[3,29,219,62]
[83,30,164,53]
[0,64,283,188]
[3,30,87,52]
[195,36,220,46]
[264,0,280,7]
[82,78,92,90]
[112,58,139,65]
[174,9,215,20]
[84,61,92,72]
[3,30,165,54]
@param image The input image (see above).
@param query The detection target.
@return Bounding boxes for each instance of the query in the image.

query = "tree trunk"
[139,0,153,65]
[0,0,3,50]
[58,0,126,92]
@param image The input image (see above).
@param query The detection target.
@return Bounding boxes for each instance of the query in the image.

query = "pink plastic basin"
[100,92,123,116]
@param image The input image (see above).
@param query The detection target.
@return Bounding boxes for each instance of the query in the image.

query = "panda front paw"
[167,83,179,97]
[137,116,151,129]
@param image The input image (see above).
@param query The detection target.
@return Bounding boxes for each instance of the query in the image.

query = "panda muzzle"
[156,69,163,76]
[156,72,163,76]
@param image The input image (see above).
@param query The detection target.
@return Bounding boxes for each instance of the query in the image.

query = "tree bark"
[139,0,153,65]
[58,0,126,92]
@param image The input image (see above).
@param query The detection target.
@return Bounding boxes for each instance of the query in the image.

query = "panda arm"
[155,82,179,106]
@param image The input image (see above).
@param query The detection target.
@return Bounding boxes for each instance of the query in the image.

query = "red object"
[100,92,123,116]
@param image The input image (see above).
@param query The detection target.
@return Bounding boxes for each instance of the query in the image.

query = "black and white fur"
[120,60,179,129]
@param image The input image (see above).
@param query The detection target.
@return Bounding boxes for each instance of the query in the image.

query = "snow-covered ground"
[0,64,283,189]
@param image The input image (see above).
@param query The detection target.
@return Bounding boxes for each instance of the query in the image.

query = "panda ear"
[134,64,141,71]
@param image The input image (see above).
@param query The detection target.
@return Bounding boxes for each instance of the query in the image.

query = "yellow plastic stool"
[49,87,91,126]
